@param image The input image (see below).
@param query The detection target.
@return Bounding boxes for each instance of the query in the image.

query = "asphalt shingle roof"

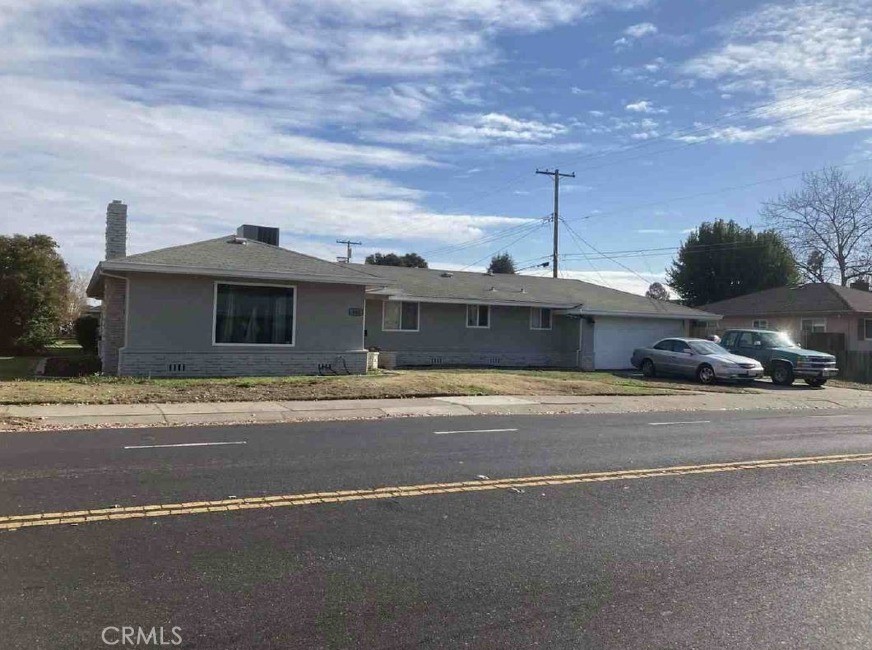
[351,264,717,319]
[102,236,387,285]
[700,283,872,315]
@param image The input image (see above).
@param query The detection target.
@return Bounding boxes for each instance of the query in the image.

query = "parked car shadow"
[616,372,827,391]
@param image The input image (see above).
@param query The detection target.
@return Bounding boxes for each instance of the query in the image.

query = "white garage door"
[593,317,685,370]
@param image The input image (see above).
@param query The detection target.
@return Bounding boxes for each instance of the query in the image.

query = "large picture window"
[466,305,490,329]
[214,283,295,345]
[383,301,419,331]
[530,307,552,330]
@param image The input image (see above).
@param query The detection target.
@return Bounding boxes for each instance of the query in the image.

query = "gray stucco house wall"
[364,299,580,367]
[117,273,368,377]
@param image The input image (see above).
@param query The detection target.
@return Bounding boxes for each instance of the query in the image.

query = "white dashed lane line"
[124,441,248,450]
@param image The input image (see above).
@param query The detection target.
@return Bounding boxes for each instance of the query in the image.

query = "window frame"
[212,281,297,347]
[751,319,768,329]
[530,307,553,331]
[800,317,826,334]
[382,300,420,332]
[864,319,872,341]
[466,304,491,329]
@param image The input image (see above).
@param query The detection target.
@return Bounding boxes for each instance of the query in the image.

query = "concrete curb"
[4,388,872,432]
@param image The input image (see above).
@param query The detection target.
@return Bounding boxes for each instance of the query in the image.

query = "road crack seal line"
[3,452,872,531]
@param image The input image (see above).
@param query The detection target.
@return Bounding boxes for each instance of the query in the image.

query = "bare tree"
[762,167,872,285]
[61,268,91,335]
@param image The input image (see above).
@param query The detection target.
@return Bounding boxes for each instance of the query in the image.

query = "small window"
[214,283,295,345]
[864,319,872,340]
[530,307,552,330]
[752,319,768,329]
[653,339,674,351]
[801,318,826,333]
[466,305,490,329]
[383,301,419,331]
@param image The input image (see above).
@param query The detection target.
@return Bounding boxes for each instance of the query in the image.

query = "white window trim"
[864,318,872,341]
[751,319,768,329]
[212,281,297,347]
[382,300,420,332]
[800,317,827,333]
[530,307,553,331]
[466,304,491,329]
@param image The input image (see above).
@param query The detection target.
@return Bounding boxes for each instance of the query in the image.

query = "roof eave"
[100,260,393,288]
[558,307,721,321]
[376,294,578,309]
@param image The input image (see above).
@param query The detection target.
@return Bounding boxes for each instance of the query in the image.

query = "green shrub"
[74,315,100,354]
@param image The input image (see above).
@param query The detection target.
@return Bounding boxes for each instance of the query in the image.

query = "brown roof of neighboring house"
[700,283,872,316]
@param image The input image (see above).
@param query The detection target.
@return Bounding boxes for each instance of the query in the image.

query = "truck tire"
[771,362,794,386]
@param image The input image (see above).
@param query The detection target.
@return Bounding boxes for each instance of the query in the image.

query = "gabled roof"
[700,283,872,316]
[351,264,719,320]
[91,236,388,292]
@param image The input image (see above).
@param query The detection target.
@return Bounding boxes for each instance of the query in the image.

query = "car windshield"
[760,332,799,348]
[690,341,728,355]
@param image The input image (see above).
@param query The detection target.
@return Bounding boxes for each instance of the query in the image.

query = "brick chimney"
[105,200,127,260]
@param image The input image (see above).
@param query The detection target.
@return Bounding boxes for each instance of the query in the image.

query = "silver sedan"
[631,337,764,384]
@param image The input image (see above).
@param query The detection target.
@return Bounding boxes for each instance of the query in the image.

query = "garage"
[592,316,686,370]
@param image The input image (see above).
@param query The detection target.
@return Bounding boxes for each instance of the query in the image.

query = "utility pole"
[336,239,362,263]
[536,168,575,278]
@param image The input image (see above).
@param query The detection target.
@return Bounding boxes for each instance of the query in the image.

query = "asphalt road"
[4,409,872,648]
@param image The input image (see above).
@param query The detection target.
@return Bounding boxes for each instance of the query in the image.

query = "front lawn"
[0,368,746,406]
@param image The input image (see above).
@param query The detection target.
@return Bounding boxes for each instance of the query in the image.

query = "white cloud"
[625,100,668,114]
[680,0,872,142]
[366,112,569,146]
[624,22,658,38]
[0,0,648,268]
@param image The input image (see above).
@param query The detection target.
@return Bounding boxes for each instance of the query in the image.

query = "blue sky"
[1,0,871,293]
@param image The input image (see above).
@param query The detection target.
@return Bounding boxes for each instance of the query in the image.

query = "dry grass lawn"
[0,368,743,406]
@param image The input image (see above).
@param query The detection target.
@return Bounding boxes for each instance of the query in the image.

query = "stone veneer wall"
[100,276,127,375]
[118,350,368,377]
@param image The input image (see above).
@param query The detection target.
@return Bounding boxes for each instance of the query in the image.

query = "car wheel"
[696,364,716,385]
[771,362,794,386]
[641,359,656,378]
[804,377,827,387]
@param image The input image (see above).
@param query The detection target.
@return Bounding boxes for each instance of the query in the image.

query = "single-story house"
[699,283,872,352]
[87,201,720,377]
[353,263,719,370]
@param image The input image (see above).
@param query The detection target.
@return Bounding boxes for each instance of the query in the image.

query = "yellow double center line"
[3,451,872,532]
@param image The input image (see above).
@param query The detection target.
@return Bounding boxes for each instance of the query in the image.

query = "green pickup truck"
[720,329,838,387]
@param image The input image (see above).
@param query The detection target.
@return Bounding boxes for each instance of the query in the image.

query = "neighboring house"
[352,264,719,370]
[700,283,872,352]
[86,201,720,377]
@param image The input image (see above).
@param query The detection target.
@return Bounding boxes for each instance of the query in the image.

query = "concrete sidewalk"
[4,385,872,430]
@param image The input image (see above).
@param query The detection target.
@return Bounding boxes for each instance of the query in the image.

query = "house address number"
[348,307,364,317]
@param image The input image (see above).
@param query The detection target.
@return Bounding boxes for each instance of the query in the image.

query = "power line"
[458,220,549,271]
[551,70,872,173]
[561,218,664,302]
[421,215,550,257]
[568,159,872,224]
[560,218,615,289]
